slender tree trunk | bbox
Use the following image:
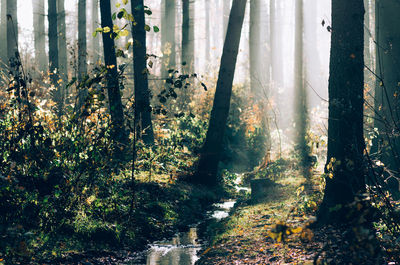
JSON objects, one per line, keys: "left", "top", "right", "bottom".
{"left": 100, "top": 0, "right": 127, "bottom": 147}
{"left": 222, "top": 0, "right": 231, "bottom": 38}
{"left": 195, "top": 0, "right": 248, "bottom": 186}
{"left": 181, "top": 0, "right": 194, "bottom": 71}
{"left": 91, "top": 0, "right": 100, "bottom": 65}
{"left": 33, "top": 0, "right": 47, "bottom": 73}
{"left": 249, "top": 0, "right": 261, "bottom": 94}
{"left": 161, "top": 0, "right": 176, "bottom": 76}
{"left": 294, "top": 0, "right": 311, "bottom": 177}
{"left": 317, "top": 0, "right": 365, "bottom": 224}
{"left": 131, "top": 0, "right": 154, "bottom": 145}
{"left": 373, "top": 0, "right": 400, "bottom": 172}
{"left": 57, "top": 0, "right": 68, "bottom": 82}
{"left": 0, "top": 0, "right": 8, "bottom": 67}
{"left": 6, "top": 0, "right": 17, "bottom": 64}
{"left": 48, "top": 0, "right": 59, "bottom": 87}
{"left": 78, "top": 0, "right": 87, "bottom": 81}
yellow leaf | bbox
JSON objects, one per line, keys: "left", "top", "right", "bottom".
{"left": 113, "top": 24, "right": 119, "bottom": 31}
{"left": 103, "top": 26, "right": 111, "bottom": 33}
{"left": 115, "top": 3, "right": 121, "bottom": 8}
{"left": 120, "top": 29, "right": 129, "bottom": 37}
{"left": 122, "top": 0, "right": 129, "bottom": 4}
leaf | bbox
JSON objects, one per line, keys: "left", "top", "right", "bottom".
{"left": 112, "top": 12, "right": 117, "bottom": 20}
{"left": 103, "top": 26, "right": 111, "bottom": 33}
{"left": 201, "top": 82, "right": 207, "bottom": 91}
{"left": 144, "top": 25, "right": 151, "bottom": 32}
{"left": 117, "top": 11, "right": 125, "bottom": 19}
{"left": 120, "top": 29, "right": 130, "bottom": 37}
{"left": 153, "top": 25, "right": 160, "bottom": 32}
{"left": 116, "top": 3, "right": 121, "bottom": 8}
{"left": 122, "top": 0, "right": 129, "bottom": 4}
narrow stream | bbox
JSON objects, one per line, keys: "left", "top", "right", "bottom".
{"left": 121, "top": 199, "right": 237, "bottom": 265}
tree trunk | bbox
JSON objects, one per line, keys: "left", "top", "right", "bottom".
{"left": 6, "top": 0, "right": 17, "bottom": 64}
{"left": 91, "top": 0, "right": 100, "bottom": 65}
{"left": 161, "top": 0, "right": 176, "bottom": 76}
{"left": 249, "top": 0, "right": 261, "bottom": 94}
{"left": 317, "top": 0, "right": 365, "bottom": 224}
{"left": 205, "top": 0, "right": 210, "bottom": 63}
{"left": 57, "top": 0, "right": 68, "bottom": 82}
{"left": 131, "top": 0, "right": 154, "bottom": 145}
{"left": 222, "top": 0, "right": 231, "bottom": 38}
{"left": 373, "top": 0, "right": 400, "bottom": 172}
{"left": 33, "top": 0, "right": 47, "bottom": 73}
{"left": 294, "top": 0, "right": 311, "bottom": 177}
{"left": 48, "top": 0, "right": 59, "bottom": 87}
{"left": 181, "top": 0, "right": 194, "bottom": 72}
{"left": 0, "top": 0, "right": 7, "bottom": 67}
{"left": 195, "top": 0, "right": 248, "bottom": 186}
{"left": 99, "top": 0, "right": 127, "bottom": 147}
{"left": 78, "top": 0, "right": 87, "bottom": 81}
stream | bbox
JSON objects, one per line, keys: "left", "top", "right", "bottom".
{"left": 117, "top": 199, "right": 238, "bottom": 265}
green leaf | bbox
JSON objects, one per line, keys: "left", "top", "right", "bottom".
{"left": 112, "top": 12, "right": 117, "bottom": 20}
{"left": 144, "top": 25, "right": 151, "bottom": 32}
{"left": 153, "top": 25, "right": 160, "bottom": 32}
{"left": 117, "top": 11, "right": 124, "bottom": 19}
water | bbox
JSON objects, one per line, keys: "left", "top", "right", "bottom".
{"left": 134, "top": 199, "right": 237, "bottom": 265}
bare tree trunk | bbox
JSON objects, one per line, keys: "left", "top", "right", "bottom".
{"left": 249, "top": 0, "right": 261, "bottom": 94}
{"left": 91, "top": 0, "right": 100, "bottom": 65}
{"left": 131, "top": 0, "right": 154, "bottom": 145}
{"left": 373, "top": 0, "right": 400, "bottom": 172}
{"left": 6, "top": 0, "right": 17, "bottom": 64}
{"left": 57, "top": 0, "right": 68, "bottom": 82}
{"left": 78, "top": 0, "right": 87, "bottom": 81}
{"left": 0, "top": 0, "right": 8, "bottom": 67}
{"left": 195, "top": 0, "right": 248, "bottom": 186}
{"left": 317, "top": 0, "right": 365, "bottom": 224}
{"left": 33, "top": 0, "right": 47, "bottom": 73}
{"left": 99, "top": 0, "right": 127, "bottom": 147}
{"left": 205, "top": 0, "right": 210, "bottom": 64}
{"left": 181, "top": 0, "right": 194, "bottom": 71}
{"left": 161, "top": 0, "right": 176, "bottom": 76}
{"left": 222, "top": 0, "right": 231, "bottom": 38}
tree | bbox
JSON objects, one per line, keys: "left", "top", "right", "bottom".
{"left": 6, "top": 0, "right": 17, "bottom": 64}
{"left": 373, "top": 0, "right": 400, "bottom": 172}
{"left": 293, "top": 0, "right": 311, "bottom": 178}
{"left": 33, "top": 0, "right": 47, "bottom": 73}
{"left": 181, "top": 0, "right": 194, "bottom": 71}
{"left": 57, "top": 0, "right": 68, "bottom": 82}
{"left": 317, "top": 0, "right": 365, "bottom": 224}
{"left": 78, "top": 0, "right": 87, "bottom": 82}
{"left": 222, "top": 0, "right": 231, "bottom": 38}
{"left": 48, "top": 0, "right": 59, "bottom": 88}
{"left": 0, "top": 0, "right": 7, "bottom": 67}
{"left": 204, "top": 0, "right": 210, "bottom": 63}
{"left": 131, "top": 0, "right": 154, "bottom": 144}
{"left": 249, "top": 0, "right": 261, "bottom": 94}
{"left": 91, "top": 0, "right": 101, "bottom": 65}
{"left": 161, "top": 0, "right": 176, "bottom": 76}
{"left": 195, "top": 0, "right": 247, "bottom": 186}
{"left": 99, "top": 0, "right": 127, "bottom": 146}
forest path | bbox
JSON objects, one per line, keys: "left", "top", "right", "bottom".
{"left": 196, "top": 168, "right": 326, "bottom": 264}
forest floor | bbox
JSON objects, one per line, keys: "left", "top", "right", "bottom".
{"left": 196, "top": 163, "right": 400, "bottom": 265}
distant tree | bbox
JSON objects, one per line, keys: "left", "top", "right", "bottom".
{"left": 78, "top": 0, "right": 87, "bottom": 82}
{"left": 0, "top": 0, "right": 7, "bottom": 67}
{"left": 161, "top": 0, "right": 176, "bottom": 76}
{"left": 57, "top": 0, "right": 68, "bottom": 82}
{"left": 293, "top": 0, "right": 311, "bottom": 178}
{"left": 205, "top": 0, "right": 210, "bottom": 63}
{"left": 195, "top": 0, "right": 247, "bottom": 186}
{"left": 33, "top": 0, "right": 47, "bottom": 72}
{"left": 99, "top": 0, "right": 127, "bottom": 146}
{"left": 6, "top": 0, "right": 17, "bottom": 64}
{"left": 91, "top": 0, "right": 100, "bottom": 65}
{"left": 181, "top": 0, "right": 194, "bottom": 71}
{"left": 249, "top": 0, "right": 261, "bottom": 94}
{"left": 317, "top": 0, "right": 365, "bottom": 224}
{"left": 373, "top": 0, "right": 400, "bottom": 172}
{"left": 222, "top": 0, "right": 231, "bottom": 38}
{"left": 131, "top": 0, "right": 154, "bottom": 144}
{"left": 48, "top": 0, "right": 59, "bottom": 87}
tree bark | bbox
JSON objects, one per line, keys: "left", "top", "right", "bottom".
{"left": 317, "top": 0, "right": 365, "bottom": 224}
{"left": 181, "top": 0, "right": 194, "bottom": 71}
{"left": 195, "top": 0, "right": 248, "bottom": 186}
{"left": 48, "top": 0, "right": 59, "bottom": 87}
{"left": 161, "top": 0, "right": 176, "bottom": 76}
{"left": 0, "top": 0, "right": 7, "bottom": 68}
{"left": 249, "top": 0, "right": 261, "bottom": 94}
{"left": 6, "top": 0, "right": 17, "bottom": 64}
{"left": 78, "top": 0, "right": 87, "bottom": 82}
{"left": 57, "top": 0, "right": 68, "bottom": 82}
{"left": 205, "top": 0, "right": 210, "bottom": 63}
{"left": 91, "top": 0, "right": 101, "bottom": 65}
{"left": 373, "top": 0, "right": 400, "bottom": 172}
{"left": 131, "top": 0, "right": 154, "bottom": 145}
{"left": 33, "top": 0, "right": 47, "bottom": 73}
{"left": 100, "top": 0, "right": 127, "bottom": 147}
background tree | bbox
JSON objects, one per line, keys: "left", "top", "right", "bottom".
{"left": 195, "top": 0, "right": 248, "bottom": 186}
{"left": 57, "top": 0, "right": 68, "bottom": 82}
{"left": 91, "top": 0, "right": 100, "bottom": 65}
{"left": 161, "top": 0, "right": 176, "bottom": 76}
{"left": 33, "top": 0, "right": 47, "bottom": 73}
{"left": 373, "top": 0, "right": 400, "bottom": 172}
{"left": 181, "top": 0, "right": 194, "bottom": 71}
{"left": 6, "top": 0, "right": 17, "bottom": 64}
{"left": 48, "top": 0, "right": 59, "bottom": 88}
{"left": 78, "top": 0, "right": 87, "bottom": 82}
{"left": 100, "top": 0, "right": 127, "bottom": 146}
{"left": 131, "top": 0, "right": 154, "bottom": 144}
{"left": 0, "top": 0, "right": 7, "bottom": 67}
{"left": 317, "top": 0, "right": 365, "bottom": 224}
